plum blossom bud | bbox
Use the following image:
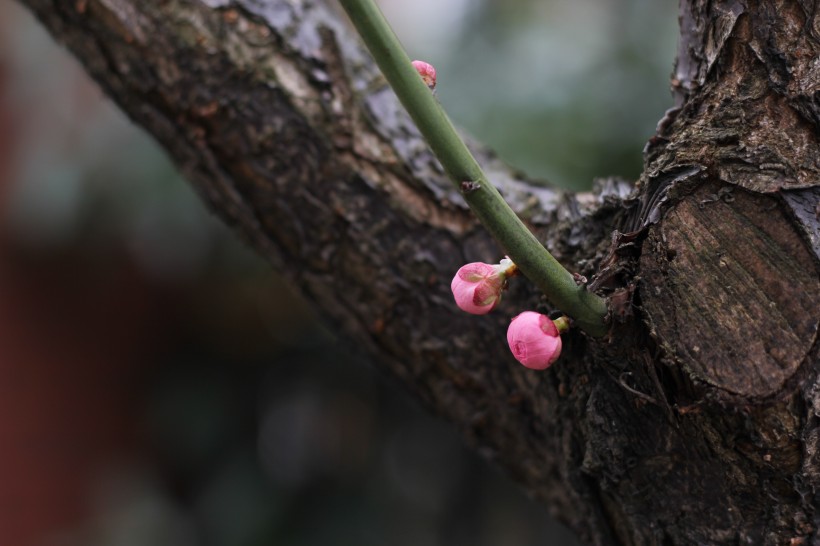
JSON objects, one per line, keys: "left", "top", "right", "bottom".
{"left": 411, "top": 60, "right": 437, "bottom": 90}
{"left": 506, "top": 311, "right": 563, "bottom": 370}
{"left": 450, "top": 258, "right": 516, "bottom": 315}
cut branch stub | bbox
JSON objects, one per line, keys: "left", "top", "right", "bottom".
{"left": 640, "top": 182, "right": 820, "bottom": 398}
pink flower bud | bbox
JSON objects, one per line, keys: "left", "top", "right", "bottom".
{"left": 506, "top": 311, "right": 562, "bottom": 370}
{"left": 411, "top": 60, "right": 437, "bottom": 90}
{"left": 450, "top": 259, "right": 514, "bottom": 315}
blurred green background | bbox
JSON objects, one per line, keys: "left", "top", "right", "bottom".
{"left": 0, "top": 1, "right": 676, "bottom": 545}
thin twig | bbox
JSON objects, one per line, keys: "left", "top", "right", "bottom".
{"left": 337, "top": 0, "right": 609, "bottom": 336}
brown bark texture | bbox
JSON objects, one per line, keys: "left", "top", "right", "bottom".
{"left": 16, "top": 0, "right": 820, "bottom": 544}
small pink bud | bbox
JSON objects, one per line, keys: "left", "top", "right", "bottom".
{"left": 450, "top": 258, "right": 514, "bottom": 315}
{"left": 506, "top": 311, "right": 563, "bottom": 370}
{"left": 411, "top": 60, "right": 437, "bottom": 90}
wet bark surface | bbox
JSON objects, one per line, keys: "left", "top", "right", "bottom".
{"left": 17, "top": 0, "right": 820, "bottom": 544}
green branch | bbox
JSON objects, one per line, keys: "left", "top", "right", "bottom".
{"left": 338, "top": 0, "right": 608, "bottom": 337}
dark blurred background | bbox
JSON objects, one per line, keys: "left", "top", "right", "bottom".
{"left": 0, "top": 1, "right": 677, "bottom": 545}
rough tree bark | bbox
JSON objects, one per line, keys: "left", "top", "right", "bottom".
{"left": 16, "top": 0, "right": 820, "bottom": 544}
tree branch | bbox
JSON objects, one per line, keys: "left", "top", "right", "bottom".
{"left": 16, "top": 0, "right": 820, "bottom": 544}
{"left": 17, "top": 0, "right": 625, "bottom": 534}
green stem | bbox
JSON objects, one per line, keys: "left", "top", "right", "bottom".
{"left": 338, "top": 0, "right": 608, "bottom": 337}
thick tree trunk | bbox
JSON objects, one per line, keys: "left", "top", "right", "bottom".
{"left": 16, "top": 0, "right": 820, "bottom": 544}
